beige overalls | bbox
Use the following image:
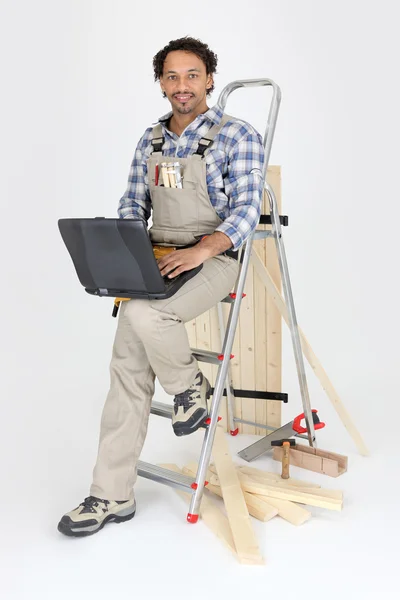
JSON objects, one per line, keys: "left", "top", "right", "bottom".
{"left": 90, "top": 115, "right": 239, "bottom": 501}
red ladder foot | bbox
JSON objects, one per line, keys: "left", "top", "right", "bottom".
{"left": 230, "top": 428, "right": 239, "bottom": 436}
{"left": 187, "top": 513, "right": 199, "bottom": 524}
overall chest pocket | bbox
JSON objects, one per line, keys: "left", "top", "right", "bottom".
{"left": 151, "top": 185, "right": 199, "bottom": 232}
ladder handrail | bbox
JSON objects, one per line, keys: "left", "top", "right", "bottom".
{"left": 189, "top": 79, "right": 282, "bottom": 519}
{"left": 219, "top": 78, "right": 316, "bottom": 447}
{"left": 217, "top": 78, "right": 281, "bottom": 174}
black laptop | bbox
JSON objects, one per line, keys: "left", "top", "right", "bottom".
{"left": 58, "top": 217, "right": 203, "bottom": 300}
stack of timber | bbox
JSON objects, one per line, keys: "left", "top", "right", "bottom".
{"left": 185, "top": 166, "right": 283, "bottom": 434}
{"left": 160, "top": 427, "right": 343, "bottom": 565}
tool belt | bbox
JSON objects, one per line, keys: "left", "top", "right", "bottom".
{"left": 152, "top": 242, "right": 238, "bottom": 262}
{"left": 152, "top": 244, "right": 177, "bottom": 261}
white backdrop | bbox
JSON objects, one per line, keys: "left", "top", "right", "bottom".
{"left": 0, "top": 1, "right": 399, "bottom": 598}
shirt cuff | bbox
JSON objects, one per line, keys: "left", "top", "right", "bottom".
{"left": 119, "top": 212, "right": 146, "bottom": 223}
{"left": 215, "top": 222, "right": 243, "bottom": 252}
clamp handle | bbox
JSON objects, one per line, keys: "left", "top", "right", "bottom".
{"left": 292, "top": 409, "right": 325, "bottom": 435}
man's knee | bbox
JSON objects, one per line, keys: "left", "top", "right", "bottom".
{"left": 124, "top": 299, "right": 179, "bottom": 337}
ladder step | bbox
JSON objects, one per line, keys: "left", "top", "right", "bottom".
{"left": 220, "top": 292, "right": 247, "bottom": 304}
{"left": 253, "top": 230, "right": 274, "bottom": 240}
{"left": 220, "top": 294, "right": 235, "bottom": 304}
{"left": 150, "top": 401, "right": 216, "bottom": 429}
{"left": 191, "top": 348, "right": 231, "bottom": 364}
{"left": 150, "top": 401, "right": 173, "bottom": 419}
{"left": 137, "top": 461, "right": 195, "bottom": 492}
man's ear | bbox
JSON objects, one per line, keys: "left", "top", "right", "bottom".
{"left": 206, "top": 74, "right": 213, "bottom": 90}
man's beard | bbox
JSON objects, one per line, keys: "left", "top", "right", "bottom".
{"left": 175, "top": 105, "right": 193, "bottom": 114}
{"left": 173, "top": 94, "right": 195, "bottom": 114}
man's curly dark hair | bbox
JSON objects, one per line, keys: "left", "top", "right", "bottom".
{"left": 153, "top": 37, "right": 218, "bottom": 96}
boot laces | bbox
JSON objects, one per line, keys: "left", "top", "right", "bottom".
{"left": 174, "top": 389, "right": 196, "bottom": 413}
{"left": 174, "top": 372, "right": 202, "bottom": 414}
{"left": 80, "top": 496, "right": 110, "bottom": 514}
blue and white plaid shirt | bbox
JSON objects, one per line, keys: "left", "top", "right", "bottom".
{"left": 118, "top": 104, "right": 265, "bottom": 251}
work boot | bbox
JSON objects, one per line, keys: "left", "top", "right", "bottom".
{"left": 172, "top": 370, "right": 211, "bottom": 437}
{"left": 57, "top": 496, "right": 136, "bottom": 537}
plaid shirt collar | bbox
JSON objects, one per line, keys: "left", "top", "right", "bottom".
{"left": 155, "top": 104, "right": 224, "bottom": 135}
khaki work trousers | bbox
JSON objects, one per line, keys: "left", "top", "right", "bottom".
{"left": 90, "top": 255, "right": 239, "bottom": 501}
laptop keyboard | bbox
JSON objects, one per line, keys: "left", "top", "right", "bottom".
{"left": 162, "top": 273, "right": 181, "bottom": 290}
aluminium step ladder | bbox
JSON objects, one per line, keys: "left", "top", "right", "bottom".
{"left": 138, "top": 78, "right": 317, "bottom": 523}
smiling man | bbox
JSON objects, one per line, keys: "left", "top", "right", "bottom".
{"left": 58, "top": 37, "right": 265, "bottom": 538}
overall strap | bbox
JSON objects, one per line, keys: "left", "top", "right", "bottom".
{"left": 194, "top": 113, "right": 233, "bottom": 157}
{"left": 150, "top": 123, "right": 164, "bottom": 154}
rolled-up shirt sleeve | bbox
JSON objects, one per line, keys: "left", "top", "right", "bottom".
{"left": 215, "top": 130, "right": 265, "bottom": 251}
{"left": 118, "top": 128, "right": 152, "bottom": 222}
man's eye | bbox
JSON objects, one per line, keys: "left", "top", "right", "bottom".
{"left": 189, "top": 74, "right": 198, "bottom": 78}
{"left": 168, "top": 76, "right": 176, "bottom": 80}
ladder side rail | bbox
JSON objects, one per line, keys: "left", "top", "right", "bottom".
{"left": 217, "top": 301, "right": 236, "bottom": 434}
{"left": 265, "top": 182, "right": 316, "bottom": 445}
{"left": 217, "top": 244, "right": 246, "bottom": 436}
{"left": 189, "top": 233, "right": 255, "bottom": 519}
{"left": 215, "top": 78, "right": 281, "bottom": 440}
{"left": 177, "top": 78, "right": 281, "bottom": 520}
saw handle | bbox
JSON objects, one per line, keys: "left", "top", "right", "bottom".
{"left": 292, "top": 409, "right": 326, "bottom": 434}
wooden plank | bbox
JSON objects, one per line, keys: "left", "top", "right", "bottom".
{"left": 212, "top": 426, "right": 264, "bottom": 563}
{"left": 241, "top": 492, "right": 279, "bottom": 523}
{"left": 253, "top": 495, "right": 311, "bottom": 526}
{"left": 250, "top": 247, "right": 369, "bottom": 456}
{"left": 273, "top": 445, "right": 348, "bottom": 477}
{"left": 209, "top": 305, "right": 228, "bottom": 427}
{"left": 159, "top": 464, "right": 238, "bottom": 558}
{"left": 195, "top": 310, "right": 213, "bottom": 389}
{"left": 184, "top": 166, "right": 283, "bottom": 435}
{"left": 237, "top": 470, "right": 342, "bottom": 501}
{"left": 185, "top": 318, "right": 197, "bottom": 351}
{"left": 237, "top": 472, "right": 343, "bottom": 511}
{"left": 241, "top": 471, "right": 341, "bottom": 500}
{"left": 183, "top": 464, "right": 278, "bottom": 523}
{"left": 253, "top": 232, "right": 268, "bottom": 435}
{"left": 265, "top": 167, "right": 282, "bottom": 430}
{"left": 210, "top": 466, "right": 325, "bottom": 498}
{"left": 236, "top": 466, "right": 321, "bottom": 489}
{"left": 208, "top": 465, "right": 312, "bottom": 525}
{"left": 239, "top": 263, "right": 256, "bottom": 434}
{"left": 224, "top": 301, "right": 242, "bottom": 433}
{"left": 185, "top": 462, "right": 278, "bottom": 522}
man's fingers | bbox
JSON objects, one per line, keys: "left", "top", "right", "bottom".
{"left": 162, "top": 259, "right": 191, "bottom": 278}
{"left": 157, "top": 249, "right": 184, "bottom": 270}
{"left": 157, "top": 256, "right": 174, "bottom": 270}
{"left": 157, "top": 247, "right": 200, "bottom": 277}
{"left": 160, "top": 260, "right": 182, "bottom": 277}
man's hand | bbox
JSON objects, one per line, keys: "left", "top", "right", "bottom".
{"left": 157, "top": 246, "right": 209, "bottom": 278}
{"left": 157, "top": 232, "right": 233, "bottom": 278}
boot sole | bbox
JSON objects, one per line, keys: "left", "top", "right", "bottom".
{"left": 57, "top": 507, "right": 136, "bottom": 538}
